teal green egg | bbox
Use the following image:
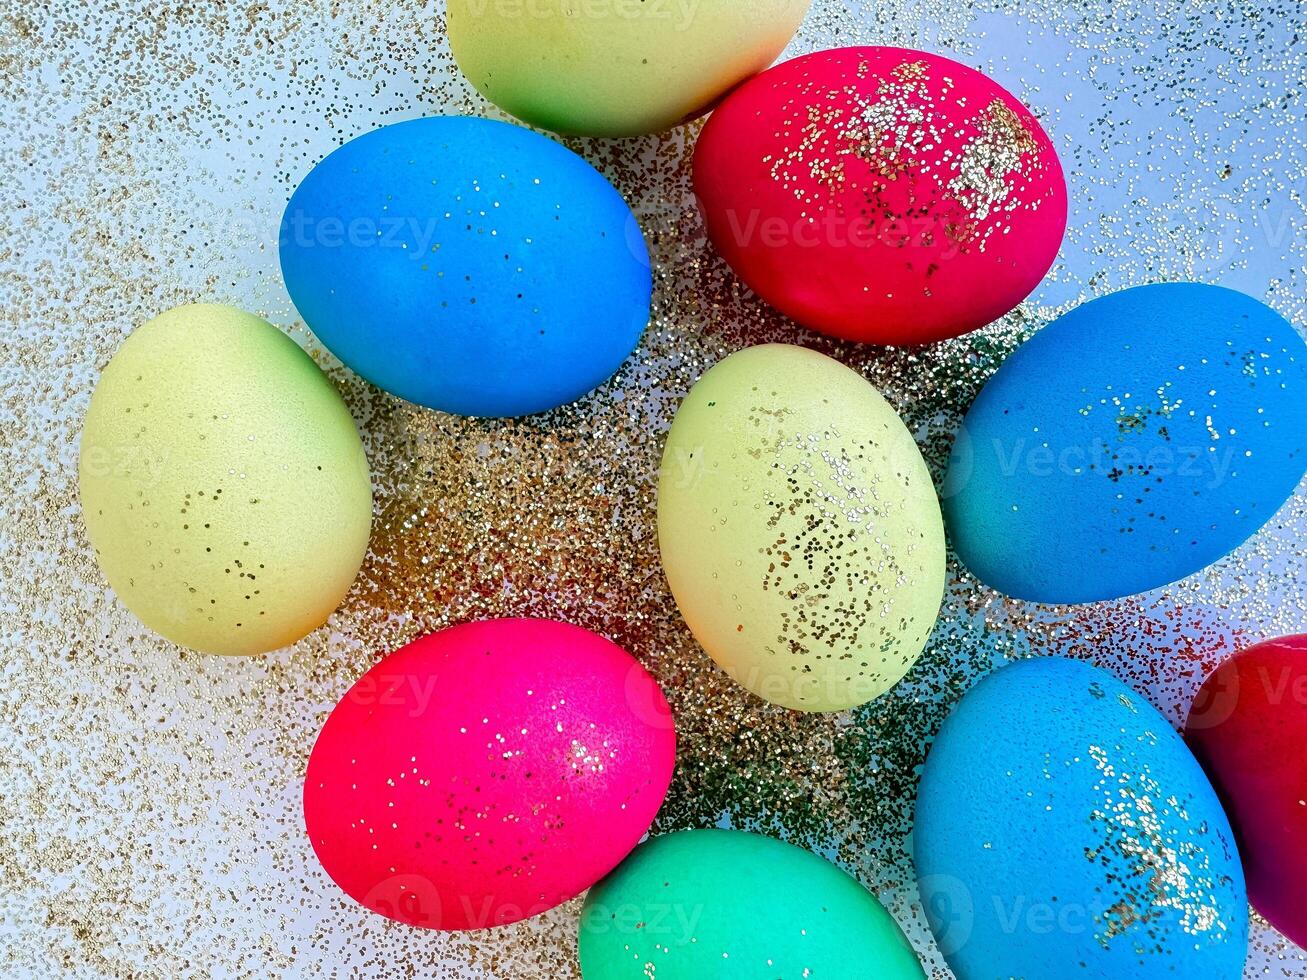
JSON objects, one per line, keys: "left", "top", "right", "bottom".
{"left": 579, "top": 830, "right": 924, "bottom": 979}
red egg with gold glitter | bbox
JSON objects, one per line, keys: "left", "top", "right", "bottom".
{"left": 693, "top": 46, "right": 1067, "bottom": 345}
{"left": 1185, "top": 634, "right": 1307, "bottom": 950}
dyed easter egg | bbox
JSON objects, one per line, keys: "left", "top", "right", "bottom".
{"left": 447, "top": 0, "right": 812, "bottom": 137}
{"left": 693, "top": 46, "right": 1066, "bottom": 345}
{"left": 657, "top": 344, "right": 945, "bottom": 712}
{"left": 916, "top": 657, "right": 1248, "bottom": 978}
{"left": 279, "top": 116, "right": 651, "bottom": 417}
{"left": 303, "top": 619, "right": 676, "bottom": 930}
{"left": 78, "top": 304, "right": 372, "bottom": 656}
{"left": 944, "top": 283, "right": 1307, "bottom": 603}
{"left": 580, "top": 830, "right": 924, "bottom": 979}
{"left": 1186, "top": 635, "right": 1307, "bottom": 949}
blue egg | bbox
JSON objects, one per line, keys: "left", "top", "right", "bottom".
{"left": 279, "top": 116, "right": 651, "bottom": 417}
{"left": 915, "top": 657, "right": 1248, "bottom": 979}
{"left": 943, "top": 283, "right": 1307, "bottom": 602}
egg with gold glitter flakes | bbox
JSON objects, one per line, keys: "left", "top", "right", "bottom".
{"left": 693, "top": 46, "right": 1067, "bottom": 345}
{"left": 943, "top": 283, "right": 1307, "bottom": 603}
{"left": 580, "top": 829, "right": 925, "bottom": 978}
{"left": 447, "top": 0, "right": 813, "bottom": 137}
{"left": 657, "top": 344, "right": 945, "bottom": 712}
{"left": 916, "top": 657, "right": 1248, "bottom": 978}
{"left": 78, "top": 303, "right": 373, "bottom": 656}
{"left": 304, "top": 619, "right": 677, "bottom": 930}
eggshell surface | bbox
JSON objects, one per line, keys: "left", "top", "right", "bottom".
{"left": 657, "top": 344, "right": 945, "bottom": 712}
{"left": 580, "top": 829, "right": 924, "bottom": 979}
{"left": 77, "top": 303, "right": 372, "bottom": 656}
{"left": 1186, "top": 634, "right": 1307, "bottom": 950}
{"left": 943, "top": 282, "right": 1307, "bottom": 603}
{"left": 916, "top": 657, "right": 1248, "bottom": 979}
{"left": 303, "top": 619, "right": 676, "bottom": 930}
{"left": 693, "top": 46, "right": 1066, "bottom": 344}
{"left": 447, "top": 0, "right": 812, "bottom": 137}
{"left": 279, "top": 116, "right": 651, "bottom": 417}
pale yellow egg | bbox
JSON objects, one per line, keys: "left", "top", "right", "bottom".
{"left": 78, "top": 304, "right": 373, "bottom": 655}
{"left": 658, "top": 344, "right": 945, "bottom": 711}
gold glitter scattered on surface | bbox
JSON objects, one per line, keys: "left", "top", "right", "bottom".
{"left": 1, "top": 0, "right": 1304, "bottom": 976}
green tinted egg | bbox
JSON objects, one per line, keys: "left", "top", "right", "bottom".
{"left": 657, "top": 344, "right": 945, "bottom": 711}
{"left": 580, "top": 830, "right": 924, "bottom": 979}
{"left": 78, "top": 304, "right": 372, "bottom": 655}
{"left": 447, "top": 0, "right": 812, "bottom": 137}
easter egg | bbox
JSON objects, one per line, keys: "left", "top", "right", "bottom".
{"left": 693, "top": 46, "right": 1067, "bottom": 345}
{"left": 916, "top": 657, "right": 1248, "bottom": 978}
{"left": 78, "top": 304, "right": 372, "bottom": 656}
{"left": 579, "top": 829, "right": 924, "bottom": 979}
{"left": 447, "top": 0, "right": 812, "bottom": 137}
{"left": 303, "top": 619, "right": 676, "bottom": 930}
{"left": 279, "top": 116, "right": 651, "bottom": 417}
{"left": 1186, "top": 635, "right": 1307, "bottom": 949}
{"left": 657, "top": 344, "right": 945, "bottom": 712}
{"left": 943, "top": 283, "right": 1307, "bottom": 603}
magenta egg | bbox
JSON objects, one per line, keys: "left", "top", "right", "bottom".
{"left": 304, "top": 619, "right": 676, "bottom": 930}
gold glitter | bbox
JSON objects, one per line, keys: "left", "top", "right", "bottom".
{"left": 1, "top": 0, "right": 1303, "bottom": 975}
{"left": 948, "top": 100, "right": 1038, "bottom": 223}
{"left": 892, "top": 59, "right": 930, "bottom": 82}
{"left": 1086, "top": 743, "right": 1230, "bottom": 946}
{"left": 764, "top": 54, "right": 1048, "bottom": 250}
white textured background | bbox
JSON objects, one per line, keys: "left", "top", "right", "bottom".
{"left": 1, "top": 0, "right": 1304, "bottom": 976}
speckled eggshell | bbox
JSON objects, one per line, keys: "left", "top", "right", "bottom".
{"left": 579, "top": 830, "right": 924, "bottom": 979}
{"left": 279, "top": 116, "right": 651, "bottom": 418}
{"left": 1186, "top": 635, "right": 1307, "bottom": 950}
{"left": 77, "top": 304, "right": 372, "bottom": 656}
{"left": 693, "top": 46, "right": 1067, "bottom": 345}
{"left": 943, "top": 282, "right": 1307, "bottom": 603}
{"left": 303, "top": 619, "right": 676, "bottom": 930}
{"left": 447, "top": 0, "right": 812, "bottom": 137}
{"left": 916, "top": 657, "right": 1248, "bottom": 979}
{"left": 657, "top": 344, "right": 945, "bottom": 712}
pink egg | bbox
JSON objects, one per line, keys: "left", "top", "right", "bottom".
{"left": 693, "top": 46, "right": 1067, "bottom": 345}
{"left": 304, "top": 619, "right": 676, "bottom": 930}
{"left": 1185, "top": 634, "right": 1307, "bottom": 949}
